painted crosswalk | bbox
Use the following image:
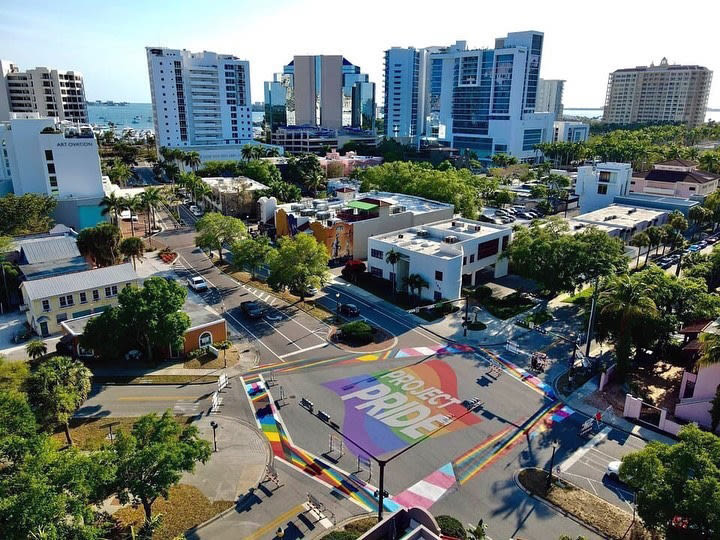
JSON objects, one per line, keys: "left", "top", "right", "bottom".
{"left": 392, "top": 462, "right": 456, "bottom": 509}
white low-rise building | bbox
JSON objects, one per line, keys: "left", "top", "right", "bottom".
{"left": 201, "top": 176, "right": 268, "bottom": 218}
{"left": 0, "top": 113, "right": 106, "bottom": 229}
{"left": 575, "top": 162, "right": 632, "bottom": 213}
{"left": 367, "top": 218, "right": 512, "bottom": 302}
{"left": 569, "top": 204, "right": 668, "bottom": 243}
{"left": 553, "top": 121, "right": 589, "bottom": 142}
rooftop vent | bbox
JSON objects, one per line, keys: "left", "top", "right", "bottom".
{"left": 603, "top": 215, "right": 617, "bottom": 222}
{"left": 627, "top": 208, "right": 637, "bottom": 214}
{"left": 474, "top": 225, "right": 483, "bottom": 232}
{"left": 444, "top": 235, "right": 459, "bottom": 244}
{"left": 416, "top": 230, "right": 430, "bottom": 238}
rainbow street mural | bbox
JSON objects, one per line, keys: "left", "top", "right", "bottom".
{"left": 323, "top": 359, "right": 482, "bottom": 457}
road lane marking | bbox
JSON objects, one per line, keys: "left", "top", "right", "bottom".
{"left": 116, "top": 396, "right": 190, "bottom": 401}
{"left": 558, "top": 426, "right": 611, "bottom": 472}
{"left": 278, "top": 342, "right": 328, "bottom": 359}
{"left": 261, "top": 319, "right": 302, "bottom": 350}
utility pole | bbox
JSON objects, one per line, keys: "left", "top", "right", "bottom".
{"left": 464, "top": 293, "right": 469, "bottom": 337}
{"left": 585, "top": 276, "right": 600, "bottom": 357}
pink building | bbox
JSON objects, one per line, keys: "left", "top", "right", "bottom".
{"left": 319, "top": 150, "right": 383, "bottom": 178}
{"left": 631, "top": 159, "right": 719, "bottom": 198}
{"left": 676, "top": 319, "right": 720, "bottom": 433}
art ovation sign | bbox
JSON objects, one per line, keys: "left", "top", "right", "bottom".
{"left": 324, "top": 359, "right": 481, "bottom": 456}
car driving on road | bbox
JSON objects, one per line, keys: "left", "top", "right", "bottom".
{"left": 241, "top": 300, "right": 265, "bottom": 319}
{"left": 339, "top": 303, "right": 360, "bottom": 317}
{"left": 187, "top": 276, "right": 208, "bottom": 292}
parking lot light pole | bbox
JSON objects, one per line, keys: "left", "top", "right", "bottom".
{"left": 210, "top": 421, "right": 218, "bottom": 452}
{"left": 335, "top": 293, "right": 341, "bottom": 322}
{"left": 546, "top": 439, "right": 559, "bottom": 492}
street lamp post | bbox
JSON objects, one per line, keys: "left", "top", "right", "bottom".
{"left": 546, "top": 439, "right": 559, "bottom": 492}
{"left": 335, "top": 293, "right": 341, "bottom": 322}
{"left": 210, "top": 420, "right": 218, "bottom": 452}
{"left": 464, "top": 293, "right": 469, "bottom": 337}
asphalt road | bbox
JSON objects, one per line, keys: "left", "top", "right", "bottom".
{"left": 76, "top": 382, "right": 217, "bottom": 418}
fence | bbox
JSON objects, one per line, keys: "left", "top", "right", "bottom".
{"left": 598, "top": 363, "right": 616, "bottom": 392}
{"left": 623, "top": 394, "right": 682, "bottom": 436}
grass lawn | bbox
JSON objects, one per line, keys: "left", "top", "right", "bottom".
{"left": 215, "top": 263, "right": 335, "bottom": 322}
{"left": 113, "top": 484, "right": 233, "bottom": 540}
{"left": 184, "top": 345, "right": 241, "bottom": 369}
{"left": 93, "top": 374, "right": 218, "bottom": 385}
{"left": 52, "top": 416, "right": 194, "bottom": 451}
{"left": 563, "top": 286, "right": 594, "bottom": 305}
{"left": 479, "top": 292, "right": 536, "bottom": 319}
{"left": 321, "top": 516, "right": 378, "bottom": 539}
{"left": 518, "top": 468, "right": 652, "bottom": 540}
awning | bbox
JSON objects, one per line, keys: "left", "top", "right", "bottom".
{"left": 346, "top": 200, "right": 378, "bottom": 211}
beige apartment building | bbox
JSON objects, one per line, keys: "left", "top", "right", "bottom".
{"left": 0, "top": 60, "right": 87, "bottom": 122}
{"left": 603, "top": 58, "right": 712, "bottom": 127}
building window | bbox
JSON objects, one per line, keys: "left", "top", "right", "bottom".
{"left": 477, "top": 239, "right": 499, "bottom": 259}
{"left": 199, "top": 331, "right": 213, "bottom": 348}
{"left": 58, "top": 295, "right": 74, "bottom": 307}
{"left": 79, "top": 292, "right": 87, "bottom": 304}
{"left": 597, "top": 184, "right": 608, "bottom": 195}
{"left": 56, "top": 313, "right": 68, "bottom": 324}
{"left": 435, "top": 270, "right": 443, "bottom": 281}
{"left": 470, "top": 254, "right": 475, "bottom": 263}
{"left": 105, "top": 285, "right": 118, "bottom": 297}
{"left": 41, "top": 299, "right": 50, "bottom": 312}
{"left": 463, "top": 256, "right": 467, "bottom": 265}
{"left": 44, "top": 150, "right": 54, "bottom": 160}
{"left": 92, "top": 289, "right": 99, "bottom": 301}
{"left": 502, "top": 236, "right": 509, "bottom": 250}
{"left": 47, "top": 163, "right": 56, "bottom": 174}
{"left": 370, "top": 266, "right": 383, "bottom": 277}
{"left": 434, "top": 291, "right": 442, "bottom": 301}
{"left": 599, "top": 171, "right": 611, "bottom": 182}
{"left": 370, "top": 248, "right": 383, "bottom": 259}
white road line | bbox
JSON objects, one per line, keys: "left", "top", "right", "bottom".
{"left": 261, "top": 319, "right": 301, "bottom": 351}
{"left": 558, "top": 426, "right": 611, "bottom": 472}
{"left": 279, "top": 342, "right": 328, "bottom": 359}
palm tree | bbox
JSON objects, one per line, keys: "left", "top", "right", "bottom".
{"left": 598, "top": 275, "right": 658, "bottom": 379}
{"left": 698, "top": 332, "right": 720, "bottom": 367}
{"left": 100, "top": 192, "right": 124, "bottom": 226}
{"left": 194, "top": 182, "right": 213, "bottom": 210}
{"left": 385, "top": 249, "right": 402, "bottom": 301}
{"left": 141, "top": 187, "right": 163, "bottom": 233}
{"left": 179, "top": 172, "right": 200, "bottom": 202}
{"left": 630, "top": 232, "right": 650, "bottom": 269}
{"left": 119, "top": 237, "right": 145, "bottom": 270}
{"left": 668, "top": 211, "right": 689, "bottom": 277}
{"left": 646, "top": 226, "right": 663, "bottom": 258}
{"left": 265, "top": 147, "right": 280, "bottom": 158}
{"left": 26, "top": 339, "right": 47, "bottom": 360}
{"left": 241, "top": 144, "right": 254, "bottom": 162}
{"left": 185, "top": 151, "right": 201, "bottom": 172}
{"left": 403, "top": 273, "right": 429, "bottom": 306}
{"left": 122, "top": 194, "right": 142, "bottom": 237}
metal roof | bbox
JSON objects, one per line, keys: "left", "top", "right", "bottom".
{"left": 21, "top": 263, "right": 138, "bottom": 301}
{"left": 20, "top": 236, "right": 81, "bottom": 264}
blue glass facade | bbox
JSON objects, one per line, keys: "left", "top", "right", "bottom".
{"left": 522, "top": 128, "right": 543, "bottom": 151}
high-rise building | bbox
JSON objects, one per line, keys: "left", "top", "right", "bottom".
{"left": 603, "top": 58, "right": 712, "bottom": 126}
{"left": 0, "top": 60, "right": 87, "bottom": 122}
{"left": 146, "top": 48, "right": 253, "bottom": 161}
{"left": 0, "top": 113, "right": 106, "bottom": 229}
{"left": 265, "top": 56, "right": 375, "bottom": 131}
{"left": 382, "top": 32, "right": 554, "bottom": 162}
{"left": 536, "top": 79, "right": 564, "bottom": 118}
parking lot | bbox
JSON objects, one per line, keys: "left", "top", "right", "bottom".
{"left": 651, "top": 231, "right": 720, "bottom": 270}
{"left": 558, "top": 426, "right": 644, "bottom": 511}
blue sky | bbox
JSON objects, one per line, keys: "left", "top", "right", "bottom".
{"left": 2, "top": 0, "right": 719, "bottom": 107}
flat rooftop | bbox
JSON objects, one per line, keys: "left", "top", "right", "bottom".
{"left": 615, "top": 193, "right": 700, "bottom": 208}
{"left": 371, "top": 218, "right": 510, "bottom": 258}
{"left": 573, "top": 204, "right": 666, "bottom": 229}
{"left": 202, "top": 176, "right": 269, "bottom": 192}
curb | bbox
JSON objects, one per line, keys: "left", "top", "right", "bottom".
{"left": 513, "top": 468, "right": 609, "bottom": 539}
{"left": 315, "top": 512, "right": 375, "bottom": 539}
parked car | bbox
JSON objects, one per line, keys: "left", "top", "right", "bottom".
{"left": 494, "top": 209, "right": 509, "bottom": 216}
{"left": 339, "top": 303, "right": 360, "bottom": 317}
{"left": 187, "top": 276, "right": 208, "bottom": 292}
{"left": 119, "top": 210, "right": 138, "bottom": 222}
{"left": 241, "top": 300, "right": 265, "bottom": 319}
{"left": 501, "top": 217, "right": 514, "bottom": 224}
{"left": 291, "top": 284, "right": 318, "bottom": 297}
{"left": 192, "top": 207, "right": 204, "bottom": 217}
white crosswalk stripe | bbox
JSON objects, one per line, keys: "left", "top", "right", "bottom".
{"left": 173, "top": 401, "right": 200, "bottom": 415}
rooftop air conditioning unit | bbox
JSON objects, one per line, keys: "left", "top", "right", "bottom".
{"left": 316, "top": 211, "right": 331, "bottom": 220}
{"left": 398, "top": 234, "right": 404, "bottom": 239}
{"left": 451, "top": 221, "right": 458, "bottom": 226}
{"left": 474, "top": 225, "right": 483, "bottom": 232}
{"left": 417, "top": 230, "right": 429, "bottom": 238}
{"left": 627, "top": 208, "right": 637, "bottom": 214}
{"left": 290, "top": 204, "right": 303, "bottom": 211}
{"left": 604, "top": 215, "right": 616, "bottom": 222}
{"left": 444, "top": 235, "right": 459, "bottom": 244}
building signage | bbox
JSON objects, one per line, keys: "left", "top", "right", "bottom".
{"left": 56, "top": 141, "right": 94, "bottom": 147}
{"left": 323, "top": 359, "right": 481, "bottom": 456}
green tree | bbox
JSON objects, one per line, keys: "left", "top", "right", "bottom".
{"left": 257, "top": 180, "right": 302, "bottom": 203}
{"left": 385, "top": 249, "right": 402, "bottom": 301}
{"left": 141, "top": 186, "right": 163, "bottom": 232}
{"left": 0, "top": 193, "right": 57, "bottom": 235}
{"left": 25, "top": 339, "right": 47, "bottom": 361}
{"left": 214, "top": 340, "right": 232, "bottom": 369}
{"left": 493, "top": 189, "right": 516, "bottom": 207}
{"left": 107, "top": 158, "right": 133, "bottom": 187}
{"left": 403, "top": 273, "right": 429, "bottom": 305}
{"left": 122, "top": 194, "right": 143, "bottom": 237}
{"left": 267, "top": 234, "right": 330, "bottom": 301}
{"left": 195, "top": 212, "right": 247, "bottom": 263}
{"left": 620, "top": 424, "right": 720, "bottom": 536}
{"left": 113, "top": 410, "right": 211, "bottom": 522}
{"left": 645, "top": 225, "right": 663, "bottom": 257}
{"left": 491, "top": 153, "right": 518, "bottom": 167}
{"left": 289, "top": 154, "right": 326, "bottom": 195}
{"left": 81, "top": 277, "right": 190, "bottom": 362}
{"left": 597, "top": 275, "right": 658, "bottom": 379}
{"left": 27, "top": 356, "right": 92, "bottom": 446}
{"left": 184, "top": 150, "right": 201, "bottom": 172}
{"left": 629, "top": 231, "right": 650, "bottom": 268}
{"left": 710, "top": 385, "right": 720, "bottom": 433}
{"left": 120, "top": 236, "right": 145, "bottom": 270}
{"left": 0, "top": 356, "right": 29, "bottom": 394}
{"left": 231, "top": 235, "right": 274, "bottom": 278}
{"left": 668, "top": 210, "right": 689, "bottom": 277}
{"left": 76, "top": 222, "right": 121, "bottom": 267}
{"left": 100, "top": 192, "right": 124, "bottom": 226}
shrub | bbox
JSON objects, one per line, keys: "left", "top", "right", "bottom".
{"left": 339, "top": 321, "right": 373, "bottom": 345}
{"left": 473, "top": 285, "right": 493, "bottom": 301}
{"left": 436, "top": 515, "right": 467, "bottom": 539}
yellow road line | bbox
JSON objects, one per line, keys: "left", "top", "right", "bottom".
{"left": 116, "top": 396, "right": 190, "bottom": 401}
{"left": 245, "top": 503, "right": 305, "bottom": 540}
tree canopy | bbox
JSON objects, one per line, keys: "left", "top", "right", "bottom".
{"left": 76, "top": 222, "right": 122, "bottom": 267}
{"left": 502, "top": 218, "right": 627, "bottom": 296}
{"left": 113, "top": 410, "right": 211, "bottom": 521}
{"left": 232, "top": 235, "right": 275, "bottom": 278}
{"left": 267, "top": 234, "right": 330, "bottom": 300}
{"left": 195, "top": 212, "right": 247, "bottom": 263}
{"left": 620, "top": 424, "right": 720, "bottom": 536}
{"left": 80, "top": 277, "right": 190, "bottom": 362}
{"left": 0, "top": 193, "right": 57, "bottom": 236}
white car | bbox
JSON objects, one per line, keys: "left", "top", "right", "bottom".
{"left": 191, "top": 207, "right": 204, "bottom": 217}
{"left": 187, "top": 276, "right": 208, "bottom": 292}
{"left": 606, "top": 460, "right": 622, "bottom": 480}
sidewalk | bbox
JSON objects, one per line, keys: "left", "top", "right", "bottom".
{"left": 558, "top": 375, "right": 677, "bottom": 445}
